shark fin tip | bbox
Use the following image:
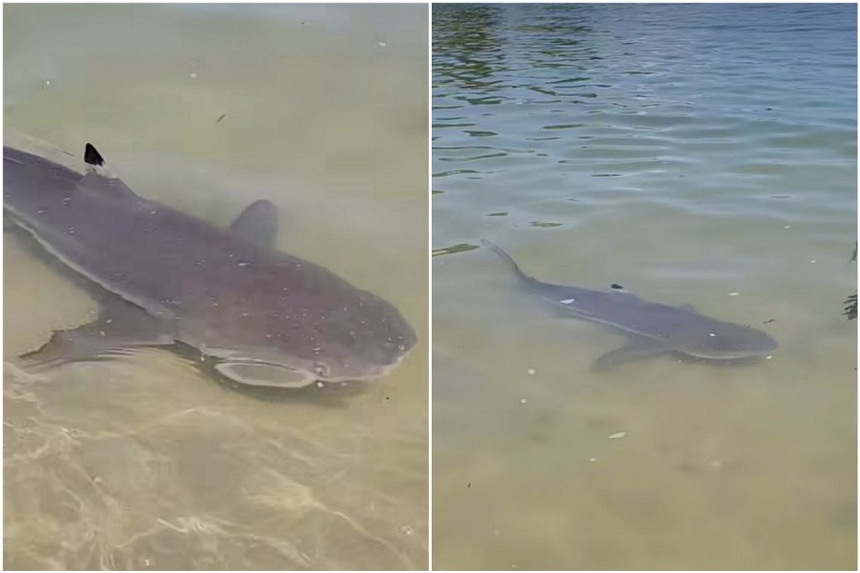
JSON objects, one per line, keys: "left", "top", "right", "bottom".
{"left": 84, "top": 143, "right": 105, "bottom": 167}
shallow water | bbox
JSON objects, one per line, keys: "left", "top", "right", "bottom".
{"left": 433, "top": 4, "right": 856, "bottom": 570}
{"left": 4, "top": 4, "right": 428, "bottom": 569}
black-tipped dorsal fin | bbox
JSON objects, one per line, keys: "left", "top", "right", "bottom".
{"left": 84, "top": 143, "right": 105, "bottom": 167}
{"left": 230, "top": 200, "right": 279, "bottom": 248}
{"left": 77, "top": 144, "right": 138, "bottom": 201}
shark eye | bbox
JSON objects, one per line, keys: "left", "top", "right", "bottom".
{"left": 313, "top": 362, "right": 330, "bottom": 378}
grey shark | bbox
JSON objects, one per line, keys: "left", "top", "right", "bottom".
{"left": 482, "top": 240, "right": 777, "bottom": 369}
{"left": 4, "top": 143, "right": 416, "bottom": 389}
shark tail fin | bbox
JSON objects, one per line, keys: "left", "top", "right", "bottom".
{"left": 481, "top": 240, "right": 532, "bottom": 283}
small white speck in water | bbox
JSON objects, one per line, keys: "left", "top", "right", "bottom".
{"left": 527, "top": 368, "right": 535, "bottom": 375}
{"left": 189, "top": 72, "right": 198, "bottom": 78}
{"left": 728, "top": 292, "right": 740, "bottom": 297}
{"left": 608, "top": 432, "right": 626, "bottom": 439}
{"left": 589, "top": 457, "right": 597, "bottom": 462}
{"left": 560, "top": 298, "right": 575, "bottom": 304}
{"left": 708, "top": 333, "right": 716, "bottom": 337}
{"left": 766, "top": 355, "right": 773, "bottom": 360}
{"left": 784, "top": 225, "right": 791, "bottom": 229}
{"left": 237, "top": 261, "right": 250, "bottom": 267}
{"left": 316, "top": 381, "right": 324, "bottom": 389}
{"left": 519, "top": 398, "right": 528, "bottom": 404}
{"left": 378, "top": 41, "right": 387, "bottom": 47}
{"left": 810, "top": 260, "right": 816, "bottom": 264}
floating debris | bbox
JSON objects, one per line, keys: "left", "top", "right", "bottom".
{"left": 215, "top": 114, "right": 226, "bottom": 123}
{"left": 608, "top": 432, "right": 626, "bottom": 439}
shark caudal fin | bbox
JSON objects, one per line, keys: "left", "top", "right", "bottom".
{"left": 481, "top": 240, "right": 533, "bottom": 283}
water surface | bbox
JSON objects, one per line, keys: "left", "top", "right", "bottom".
{"left": 4, "top": 4, "right": 428, "bottom": 569}
{"left": 433, "top": 4, "right": 856, "bottom": 570}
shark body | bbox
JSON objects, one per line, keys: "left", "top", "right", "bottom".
{"left": 4, "top": 144, "right": 416, "bottom": 388}
{"left": 482, "top": 240, "right": 777, "bottom": 369}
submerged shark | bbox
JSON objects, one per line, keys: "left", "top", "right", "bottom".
{"left": 482, "top": 240, "right": 777, "bottom": 369}
{"left": 4, "top": 143, "right": 416, "bottom": 389}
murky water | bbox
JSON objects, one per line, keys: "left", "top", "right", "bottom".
{"left": 4, "top": 4, "right": 427, "bottom": 569}
{"left": 433, "top": 4, "right": 856, "bottom": 570}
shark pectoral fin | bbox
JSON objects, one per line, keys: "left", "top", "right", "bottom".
{"left": 20, "top": 298, "right": 174, "bottom": 369}
{"left": 592, "top": 338, "right": 671, "bottom": 371}
{"left": 230, "top": 199, "right": 278, "bottom": 248}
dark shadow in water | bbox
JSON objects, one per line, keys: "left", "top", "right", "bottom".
{"left": 433, "top": 4, "right": 598, "bottom": 104}
{"left": 432, "top": 4, "right": 504, "bottom": 91}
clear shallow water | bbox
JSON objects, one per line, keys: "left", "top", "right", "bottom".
{"left": 4, "top": 4, "right": 427, "bottom": 569}
{"left": 433, "top": 4, "right": 856, "bottom": 570}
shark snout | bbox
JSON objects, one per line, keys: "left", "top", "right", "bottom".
{"left": 687, "top": 327, "right": 778, "bottom": 360}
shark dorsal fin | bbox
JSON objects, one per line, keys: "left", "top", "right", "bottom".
{"left": 84, "top": 143, "right": 105, "bottom": 167}
{"left": 230, "top": 200, "right": 278, "bottom": 248}
{"left": 610, "top": 283, "right": 626, "bottom": 292}
{"left": 77, "top": 143, "right": 138, "bottom": 200}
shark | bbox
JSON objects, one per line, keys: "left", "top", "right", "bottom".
{"left": 482, "top": 240, "right": 777, "bottom": 369}
{"left": 4, "top": 143, "right": 417, "bottom": 389}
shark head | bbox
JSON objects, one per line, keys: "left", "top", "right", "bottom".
{"left": 678, "top": 323, "right": 778, "bottom": 361}
{"left": 199, "top": 291, "right": 418, "bottom": 389}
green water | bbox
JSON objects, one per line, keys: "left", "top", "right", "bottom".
{"left": 4, "top": 4, "right": 428, "bottom": 569}
{"left": 433, "top": 4, "right": 856, "bottom": 570}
